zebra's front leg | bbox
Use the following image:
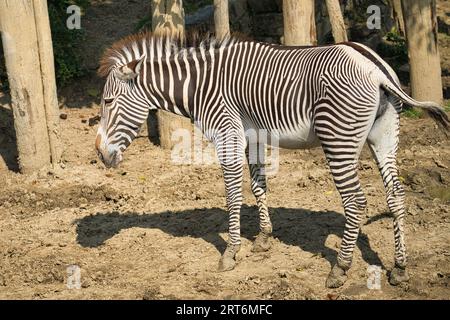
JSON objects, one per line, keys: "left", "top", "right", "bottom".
{"left": 216, "top": 130, "right": 246, "bottom": 272}
{"left": 246, "top": 145, "right": 272, "bottom": 253}
{"left": 325, "top": 160, "right": 367, "bottom": 288}
{"left": 217, "top": 163, "right": 244, "bottom": 272}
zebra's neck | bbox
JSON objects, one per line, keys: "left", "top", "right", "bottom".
{"left": 142, "top": 47, "right": 222, "bottom": 119}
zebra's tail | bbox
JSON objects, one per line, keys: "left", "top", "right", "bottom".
{"left": 379, "top": 75, "right": 449, "bottom": 131}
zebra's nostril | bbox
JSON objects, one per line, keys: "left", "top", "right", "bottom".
{"left": 96, "top": 147, "right": 104, "bottom": 162}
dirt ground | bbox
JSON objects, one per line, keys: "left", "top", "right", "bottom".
{"left": 0, "top": 106, "right": 449, "bottom": 300}
{"left": 0, "top": 0, "right": 449, "bottom": 300}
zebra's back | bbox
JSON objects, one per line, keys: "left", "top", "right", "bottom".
{"left": 219, "top": 42, "right": 379, "bottom": 149}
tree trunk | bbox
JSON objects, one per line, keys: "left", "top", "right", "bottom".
{"left": 0, "top": 0, "right": 52, "bottom": 173}
{"left": 389, "top": 0, "right": 405, "bottom": 36}
{"left": 214, "top": 0, "right": 230, "bottom": 39}
{"left": 282, "top": 0, "right": 316, "bottom": 45}
{"left": 33, "top": 0, "right": 61, "bottom": 165}
{"left": 325, "top": 0, "right": 348, "bottom": 43}
{"left": 402, "top": 0, "right": 443, "bottom": 104}
{"left": 151, "top": 0, "right": 192, "bottom": 150}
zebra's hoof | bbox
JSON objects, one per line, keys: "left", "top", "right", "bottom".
{"left": 251, "top": 233, "right": 271, "bottom": 252}
{"left": 217, "top": 244, "right": 240, "bottom": 272}
{"left": 326, "top": 265, "right": 348, "bottom": 288}
{"left": 389, "top": 267, "right": 409, "bottom": 286}
{"left": 218, "top": 255, "right": 236, "bottom": 272}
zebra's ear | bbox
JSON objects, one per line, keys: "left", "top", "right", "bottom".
{"left": 116, "top": 55, "right": 146, "bottom": 81}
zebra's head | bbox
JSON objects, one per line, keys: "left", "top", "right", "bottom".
{"left": 96, "top": 56, "right": 151, "bottom": 168}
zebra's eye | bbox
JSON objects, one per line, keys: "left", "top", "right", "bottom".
{"left": 104, "top": 98, "right": 114, "bottom": 105}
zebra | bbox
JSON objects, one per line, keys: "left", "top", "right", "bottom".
{"left": 95, "top": 32, "right": 449, "bottom": 288}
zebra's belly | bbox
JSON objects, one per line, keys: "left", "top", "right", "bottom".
{"left": 247, "top": 122, "right": 320, "bottom": 150}
{"left": 276, "top": 125, "right": 320, "bottom": 149}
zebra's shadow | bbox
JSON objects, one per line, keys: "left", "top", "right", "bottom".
{"left": 75, "top": 205, "right": 384, "bottom": 269}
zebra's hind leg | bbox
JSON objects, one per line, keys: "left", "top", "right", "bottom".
{"left": 367, "top": 101, "right": 409, "bottom": 286}
{"left": 314, "top": 107, "right": 371, "bottom": 288}
{"left": 325, "top": 159, "right": 367, "bottom": 288}
{"left": 314, "top": 78, "right": 381, "bottom": 288}
{"left": 246, "top": 144, "right": 272, "bottom": 253}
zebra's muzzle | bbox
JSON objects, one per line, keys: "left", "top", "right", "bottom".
{"left": 101, "top": 149, "right": 123, "bottom": 169}
{"left": 96, "top": 142, "right": 123, "bottom": 169}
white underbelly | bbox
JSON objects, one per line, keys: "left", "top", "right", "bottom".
{"left": 276, "top": 125, "right": 320, "bottom": 149}
{"left": 246, "top": 122, "right": 320, "bottom": 149}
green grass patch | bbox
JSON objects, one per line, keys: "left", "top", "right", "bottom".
{"left": 444, "top": 100, "right": 450, "bottom": 112}
{"left": 402, "top": 106, "right": 423, "bottom": 119}
{"left": 403, "top": 101, "right": 449, "bottom": 119}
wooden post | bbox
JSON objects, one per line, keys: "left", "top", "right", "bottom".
{"left": 33, "top": 0, "right": 61, "bottom": 164}
{"left": 152, "top": 0, "right": 185, "bottom": 38}
{"left": 214, "top": 0, "right": 230, "bottom": 39}
{"left": 325, "top": 0, "right": 348, "bottom": 43}
{"left": 151, "top": 0, "right": 192, "bottom": 150}
{"left": 282, "top": 0, "right": 316, "bottom": 45}
{"left": 389, "top": 0, "right": 405, "bottom": 36}
{"left": 402, "top": 0, "right": 443, "bottom": 104}
{"left": 0, "top": 0, "right": 54, "bottom": 173}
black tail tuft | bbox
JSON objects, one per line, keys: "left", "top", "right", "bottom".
{"left": 426, "top": 107, "right": 450, "bottom": 131}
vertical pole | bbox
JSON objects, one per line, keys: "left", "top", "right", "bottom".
{"left": 214, "top": 0, "right": 231, "bottom": 39}
{"left": 33, "top": 0, "right": 61, "bottom": 165}
{"left": 0, "top": 0, "right": 52, "bottom": 173}
{"left": 151, "top": 0, "right": 192, "bottom": 150}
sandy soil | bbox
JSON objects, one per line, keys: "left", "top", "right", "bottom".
{"left": 0, "top": 0, "right": 449, "bottom": 300}
{"left": 0, "top": 105, "right": 449, "bottom": 300}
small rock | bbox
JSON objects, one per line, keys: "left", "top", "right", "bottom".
{"left": 81, "top": 278, "right": 91, "bottom": 288}
{"left": 278, "top": 270, "right": 288, "bottom": 278}
{"left": 434, "top": 158, "right": 448, "bottom": 169}
{"left": 327, "top": 293, "right": 339, "bottom": 300}
{"left": 59, "top": 113, "right": 68, "bottom": 120}
{"left": 89, "top": 115, "right": 101, "bottom": 126}
{"left": 297, "top": 180, "right": 307, "bottom": 188}
{"left": 398, "top": 63, "right": 410, "bottom": 73}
